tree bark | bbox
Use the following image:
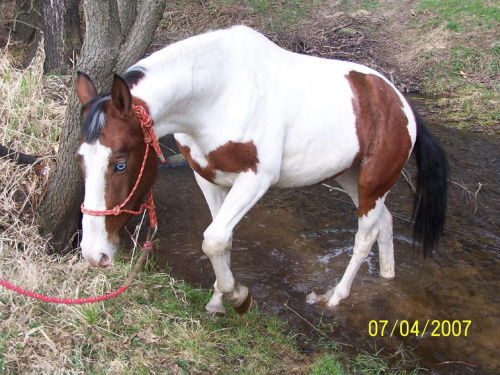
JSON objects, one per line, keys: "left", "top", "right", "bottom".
{"left": 10, "top": 0, "right": 43, "bottom": 67}
{"left": 39, "top": 0, "right": 167, "bottom": 253}
{"left": 115, "top": 0, "right": 166, "bottom": 73}
{"left": 117, "top": 0, "right": 137, "bottom": 43}
{"left": 11, "top": 0, "right": 41, "bottom": 44}
{"left": 41, "top": 0, "right": 82, "bottom": 74}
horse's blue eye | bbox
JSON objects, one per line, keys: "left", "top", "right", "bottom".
{"left": 115, "top": 162, "right": 127, "bottom": 172}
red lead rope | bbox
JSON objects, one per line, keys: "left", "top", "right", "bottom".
{"left": 0, "top": 105, "right": 164, "bottom": 304}
{"left": 0, "top": 241, "right": 152, "bottom": 304}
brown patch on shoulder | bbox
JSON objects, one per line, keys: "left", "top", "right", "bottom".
{"left": 176, "top": 140, "right": 260, "bottom": 183}
{"left": 177, "top": 143, "right": 216, "bottom": 182}
{"left": 346, "top": 70, "right": 413, "bottom": 217}
{"left": 209, "top": 141, "right": 259, "bottom": 174}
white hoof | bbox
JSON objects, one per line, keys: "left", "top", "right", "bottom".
{"left": 205, "top": 291, "right": 226, "bottom": 315}
{"left": 326, "top": 296, "right": 341, "bottom": 307}
{"left": 380, "top": 270, "right": 395, "bottom": 280}
{"left": 306, "top": 291, "right": 332, "bottom": 305}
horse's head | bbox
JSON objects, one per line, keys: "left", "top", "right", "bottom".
{"left": 75, "top": 72, "right": 159, "bottom": 267}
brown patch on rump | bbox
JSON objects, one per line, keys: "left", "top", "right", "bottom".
{"left": 177, "top": 140, "right": 259, "bottom": 183}
{"left": 346, "top": 70, "right": 413, "bottom": 217}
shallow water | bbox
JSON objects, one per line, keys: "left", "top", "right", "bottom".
{"left": 139, "top": 110, "right": 499, "bottom": 374}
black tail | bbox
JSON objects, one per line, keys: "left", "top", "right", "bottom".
{"left": 412, "top": 110, "right": 449, "bottom": 257}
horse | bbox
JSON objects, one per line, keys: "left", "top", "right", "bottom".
{"left": 75, "top": 26, "right": 448, "bottom": 314}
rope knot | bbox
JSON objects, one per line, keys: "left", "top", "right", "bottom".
{"left": 111, "top": 206, "right": 121, "bottom": 215}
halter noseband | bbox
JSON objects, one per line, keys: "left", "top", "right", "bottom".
{"left": 80, "top": 105, "right": 166, "bottom": 236}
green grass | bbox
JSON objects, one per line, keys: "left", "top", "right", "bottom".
{"left": 420, "top": 0, "right": 500, "bottom": 32}
{"left": 412, "top": 0, "right": 500, "bottom": 130}
{"left": 0, "top": 252, "right": 425, "bottom": 373}
{"left": 310, "top": 352, "right": 347, "bottom": 375}
{"left": 251, "top": 0, "right": 315, "bottom": 30}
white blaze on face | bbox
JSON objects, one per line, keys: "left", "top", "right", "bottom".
{"left": 78, "top": 141, "right": 116, "bottom": 266}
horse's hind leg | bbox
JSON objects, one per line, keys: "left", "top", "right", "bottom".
{"left": 335, "top": 169, "right": 394, "bottom": 278}
{"left": 377, "top": 206, "right": 395, "bottom": 279}
{"left": 327, "top": 193, "right": 385, "bottom": 306}
{"left": 327, "top": 143, "right": 407, "bottom": 305}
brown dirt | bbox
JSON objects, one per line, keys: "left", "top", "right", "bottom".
{"left": 153, "top": 1, "right": 424, "bottom": 93}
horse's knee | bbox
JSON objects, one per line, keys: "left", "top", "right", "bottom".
{"left": 202, "top": 228, "right": 231, "bottom": 258}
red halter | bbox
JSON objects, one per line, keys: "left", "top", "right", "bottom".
{"left": 0, "top": 106, "right": 165, "bottom": 305}
{"left": 80, "top": 105, "right": 166, "bottom": 231}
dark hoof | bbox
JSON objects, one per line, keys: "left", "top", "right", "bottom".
{"left": 234, "top": 293, "right": 253, "bottom": 315}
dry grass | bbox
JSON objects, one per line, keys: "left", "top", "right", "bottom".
{"left": 0, "top": 41, "right": 149, "bottom": 374}
{"left": 1, "top": 41, "right": 98, "bottom": 373}
{"left": 0, "top": 42, "right": 65, "bottom": 157}
{"left": 0, "top": 44, "right": 310, "bottom": 374}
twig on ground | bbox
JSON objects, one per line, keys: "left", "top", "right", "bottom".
{"left": 450, "top": 179, "right": 482, "bottom": 213}
{"left": 283, "top": 299, "right": 329, "bottom": 338}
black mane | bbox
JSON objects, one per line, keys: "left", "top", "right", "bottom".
{"left": 81, "top": 66, "right": 147, "bottom": 143}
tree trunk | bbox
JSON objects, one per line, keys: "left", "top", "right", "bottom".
{"left": 11, "top": 0, "right": 41, "bottom": 44}
{"left": 10, "top": 0, "right": 43, "bottom": 67}
{"left": 41, "top": 0, "right": 82, "bottom": 74}
{"left": 39, "top": 0, "right": 167, "bottom": 253}
{"left": 117, "top": 0, "right": 137, "bottom": 43}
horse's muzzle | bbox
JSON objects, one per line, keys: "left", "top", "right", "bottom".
{"left": 84, "top": 251, "right": 113, "bottom": 268}
{"left": 97, "top": 253, "right": 111, "bottom": 268}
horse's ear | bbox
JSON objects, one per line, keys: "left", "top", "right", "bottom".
{"left": 76, "top": 71, "right": 98, "bottom": 110}
{"left": 111, "top": 74, "right": 133, "bottom": 119}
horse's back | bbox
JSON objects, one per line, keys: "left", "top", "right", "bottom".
{"left": 140, "top": 26, "right": 417, "bottom": 189}
{"left": 208, "top": 28, "right": 417, "bottom": 187}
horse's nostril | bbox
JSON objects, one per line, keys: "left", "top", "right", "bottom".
{"left": 99, "top": 253, "right": 111, "bottom": 268}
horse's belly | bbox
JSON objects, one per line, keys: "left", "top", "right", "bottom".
{"left": 275, "top": 154, "right": 357, "bottom": 188}
{"left": 275, "top": 124, "right": 360, "bottom": 188}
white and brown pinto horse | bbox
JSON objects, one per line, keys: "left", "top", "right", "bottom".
{"left": 75, "top": 26, "right": 448, "bottom": 314}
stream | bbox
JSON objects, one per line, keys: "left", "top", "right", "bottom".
{"left": 137, "top": 103, "right": 499, "bottom": 374}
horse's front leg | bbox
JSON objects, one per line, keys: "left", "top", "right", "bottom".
{"left": 202, "top": 171, "right": 271, "bottom": 314}
{"left": 194, "top": 173, "right": 230, "bottom": 314}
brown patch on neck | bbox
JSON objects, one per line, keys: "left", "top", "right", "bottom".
{"left": 177, "top": 140, "right": 259, "bottom": 183}
{"left": 346, "top": 70, "right": 413, "bottom": 217}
